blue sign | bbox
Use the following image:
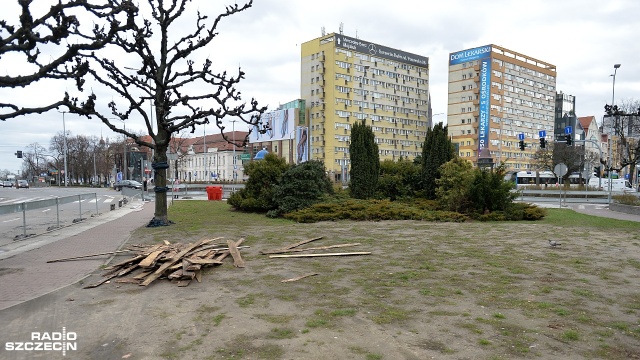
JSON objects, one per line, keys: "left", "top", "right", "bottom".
{"left": 518, "top": 133, "right": 525, "bottom": 141}
{"left": 565, "top": 126, "right": 572, "bottom": 134}
{"left": 449, "top": 45, "right": 492, "bottom": 65}
{"left": 539, "top": 130, "right": 546, "bottom": 138}
{"left": 477, "top": 58, "right": 492, "bottom": 152}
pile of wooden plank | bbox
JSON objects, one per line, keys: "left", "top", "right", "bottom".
{"left": 83, "top": 237, "right": 246, "bottom": 288}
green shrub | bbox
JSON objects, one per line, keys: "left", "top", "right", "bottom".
{"left": 376, "top": 159, "right": 421, "bottom": 200}
{"left": 271, "top": 160, "right": 334, "bottom": 216}
{"left": 227, "top": 153, "right": 289, "bottom": 212}
{"left": 613, "top": 194, "right": 640, "bottom": 206}
{"left": 283, "top": 199, "right": 468, "bottom": 223}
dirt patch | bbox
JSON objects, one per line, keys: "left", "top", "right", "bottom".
{"left": 2, "top": 220, "right": 640, "bottom": 360}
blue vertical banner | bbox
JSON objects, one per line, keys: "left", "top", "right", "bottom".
{"left": 449, "top": 45, "right": 492, "bottom": 156}
{"left": 478, "top": 58, "right": 491, "bottom": 153}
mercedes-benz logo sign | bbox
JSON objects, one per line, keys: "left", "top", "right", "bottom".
{"left": 368, "top": 44, "right": 377, "bottom": 55}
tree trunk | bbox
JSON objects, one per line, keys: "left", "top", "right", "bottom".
{"left": 148, "top": 137, "right": 171, "bottom": 227}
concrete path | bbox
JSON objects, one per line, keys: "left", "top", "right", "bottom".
{"left": 0, "top": 200, "right": 154, "bottom": 311}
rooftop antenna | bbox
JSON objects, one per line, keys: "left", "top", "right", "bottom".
{"left": 339, "top": 22, "right": 343, "bottom": 35}
{"left": 321, "top": 26, "right": 325, "bottom": 36}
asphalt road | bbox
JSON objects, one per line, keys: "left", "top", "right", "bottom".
{"left": 0, "top": 186, "right": 128, "bottom": 245}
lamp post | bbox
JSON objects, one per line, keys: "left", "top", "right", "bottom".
{"left": 230, "top": 119, "right": 237, "bottom": 181}
{"left": 58, "top": 111, "right": 68, "bottom": 187}
{"left": 608, "top": 64, "right": 621, "bottom": 204}
{"left": 121, "top": 120, "right": 127, "bottom": 180}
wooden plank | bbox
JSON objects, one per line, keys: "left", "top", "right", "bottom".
{"left": 227, "top": 239, "right": 245, "bottom": 268}
{"left": 138, "top": 250, "right": 165, "bottom": 268}
{"left": 281, "top": 273, "right": 318, "bottom": 283}
{"left": 168, "top": 269, "right": 184, "bottom": 280}
{"left": 163, "top": 240, "right": 171, "bottom": 245}
{"left": 47, "top": 250, "right": 132, "bottom": 263}
{"left": 187, "top": 258, "right": 223, "bottom": 265}
{"left": 115, "top": 278, "right": 142, "bottom": 284}
{"left": 177, "top": 279, "right": 192, "bottom": 287}
{"left": 214, "top": 239, "right": 243, "bottom": 262}
{"left": 269, "top": 252, "right": 371, "bottom": 258}
{"left": 117, "top": 263, "right": 139, "bottom": 277}
{"left": 282, "top": 236, "right": 323, "bottom": 250}
{"left": 132, "top": 270, "right": 153, "bottom": 279}
{"left": 140, "top": 238, "right": 214, "bottom": 286}
{"left": 84, "top": 273, "right": 118, "bottom": 288}
{"left": 103, "top": 255, "right": 145, "bottom": 273}
{"left": 262, "top": 243, "right": 360, "bottom": 255}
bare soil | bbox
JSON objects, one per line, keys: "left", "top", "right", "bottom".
{"left": 2, "top": 219, "right": 640, "bottom": 360}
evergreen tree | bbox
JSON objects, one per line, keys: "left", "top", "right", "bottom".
{"left": 349, "top": 120, "right": 379, "bottom": 199}
{"left": 421, "top": 122, "right": 455, "bottom": 199}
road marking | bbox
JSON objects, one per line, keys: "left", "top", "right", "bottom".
{"left": 103, "top": 198, "right": 114, "bottom": 203}
{"left": 2, "top": 218, "right": 20, "bottom": 223}
{"left": 42, "top": 208, "right": 51, "bottom": 213}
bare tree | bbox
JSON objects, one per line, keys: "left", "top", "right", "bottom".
{"left": 64, "top": 0, "right": 268, "bottom": 226}
{"left": 533, "top": 141, "right": 587, "bottom": 184}
{"left": 603, "top": 101, "right": 640, "bottom": 187}
{"left": 21, "top": 142, "right": 47, "bottom": 179}
{"left": 0, "top": 0, "right": 137, "bottom": 120}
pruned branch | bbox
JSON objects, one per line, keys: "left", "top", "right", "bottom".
{"left": 0, "top": 0, "right": 138, "bottom": 120}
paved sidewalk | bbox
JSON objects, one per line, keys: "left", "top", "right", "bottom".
{"left": 0, "top": 200, "right": 154, "bottom": 311}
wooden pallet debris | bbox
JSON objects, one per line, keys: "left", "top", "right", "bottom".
{"left": 82, "top": 238, "right": 247, "bottom": 289}
{"left": 281, "top": 273, "right": 318, "bottom": 283}
{"left": 263, "top": 237, "right": 371, "bottom": 283}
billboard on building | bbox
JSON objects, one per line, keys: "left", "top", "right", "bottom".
{"left": 249, "top": 108, "right": 296, "bottom": 143}
{"left": 295, "top": 126, "right": 309, "bottom": 164}
{"left": 334, "top": 34, "right": 428, "bottom": 68}
{"left": 449, "top": 45, "right": 492, "bottom": 155}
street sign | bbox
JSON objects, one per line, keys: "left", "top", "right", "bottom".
{"left": 240, "top": 153, "right": 251, "bottom": 160}
{"left": 565, "top": 126, "right": 572, "bottom": 134}
{"left": 518, "top": 133, "right": 525, "bottom": 141}
{"left": 554, "top": 163, "right": 568, "bottom": 177}
{"left": 539, "top": 130, "right": 546, "bottom": 138}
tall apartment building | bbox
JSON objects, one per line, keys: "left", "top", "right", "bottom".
{"left": 447, "top": 45, "right": 557, "bottom": 171}
{"left": 301, "top": 33, "right": 431, "bottom": 182}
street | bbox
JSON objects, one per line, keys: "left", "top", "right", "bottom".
{"left": 0, "top": 186, "right": 125, "bottom": 245}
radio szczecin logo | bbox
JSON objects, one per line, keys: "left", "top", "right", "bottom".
{"left": 5, "top": 327, "right": 77, "bottom": 356}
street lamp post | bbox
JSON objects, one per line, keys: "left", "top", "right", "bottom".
{"left": 59, "top": 111, "right": 68, "bottom": 187}
{"left": 231, "top": 119, "right": 237, "bottom": 182}
{"left": 608, "top": 64, "right": 621, "bottom": 204}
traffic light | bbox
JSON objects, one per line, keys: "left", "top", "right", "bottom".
{"left": 593, "top": 166, "right": 601, "bottom": 177}
{"left": 16, "top": 150, "right": 22, "bottom": 158}
{"left": 539, "top": 138, "right": 546, "bottom": 149}
{"left": 565, "top": 134, "right": 572, "bottom": 146}
{"left": 519, "top": 140, "right": 525, "bottom": 151}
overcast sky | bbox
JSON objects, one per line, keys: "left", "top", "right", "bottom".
{"left": 1, "top": 0, "right": 638, "bottom": 174}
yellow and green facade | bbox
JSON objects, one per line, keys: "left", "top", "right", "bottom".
{"left": 301, "top": 33, "right": 431, "bottom": 182}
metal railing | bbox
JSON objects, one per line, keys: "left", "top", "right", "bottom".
{"left": 0, "top": 193, "right": 100, "bottom": 239}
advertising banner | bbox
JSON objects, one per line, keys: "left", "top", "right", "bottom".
{"left": 335, "top": 34, "right": 428, "bottom": 68}
{"left": 249, "top": 108, "right": 296, "bottom": 143}
{"left": 478, "top": 58, "right": 491, "bottom": 152}
{"left": 295, "top": 126, "right": 309, "bottom": 164}
{"left": 449, "top": 45, "right": 492, "bottom": 154}
{"left": 449, "top": 45, "right": 492, "bottom": 66}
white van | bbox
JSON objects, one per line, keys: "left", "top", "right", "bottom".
{"left": 588, "top": 177, "right": 636, "bottom": 192}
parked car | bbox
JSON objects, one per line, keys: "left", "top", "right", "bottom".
{"left": 2, "top": 180, "right": 13, "bottom": 188}
{"left": 17, "top": 180, "right": 29, "bottom": 189}
{"left": 114, "top": 180, "right": 143, "bottom": 191}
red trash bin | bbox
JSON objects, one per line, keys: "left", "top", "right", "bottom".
{"left": 206, "top": 186, "right": 216, "bottom": 200}
{"left": 212, "top": 186, "right": 223, "bottom": 200}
